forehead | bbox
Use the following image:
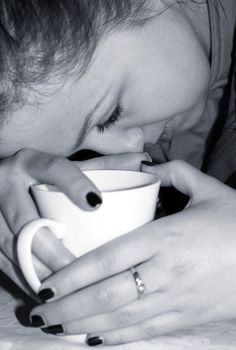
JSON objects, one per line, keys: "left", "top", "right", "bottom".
{"left": 5, "top": 28, "right": 142, "bottom": 121}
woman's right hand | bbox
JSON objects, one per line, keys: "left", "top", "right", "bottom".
{"left": 0, "top": 148, "right": 150, "bottom": 297}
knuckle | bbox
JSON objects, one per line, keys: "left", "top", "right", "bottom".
{"left": 6, "top": 210, "right": 24, "bottom": 234}
{"left": 13, "top": 148, "right": 35, "bottom": 167}
{"left": 172, "top": 262, "right": 190, "bottom": 278}
{"left": 0, "top": 234, "right": 14, "bottom": 256}
{"left": 0, "top": 148, "right": 34, "bottom": 176}
{"left": 15, "top": 148, "right": 34, "bottom": 159}
{"left": 160, "top": 231, "right": 181, "bottom": 248}
{"left": 48, "top": 156, "right": 67, "bottom": 171}
{"left": 96, "top": 248, "right": 117, "bottom": 275}
{"left": 96, "top": 286, "right": 116, "bottom": 308}
{"left": 115, "top": 308, "right": 135, "bottom": 327}
{"left": 49, "top": 301, "right": 63, "bottom": 322}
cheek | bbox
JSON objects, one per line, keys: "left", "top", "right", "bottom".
{"left": 126, "top": 61, "right": 209, "bottom": 125}
{"left": 123, "top": 36, "right": 210, "bottom": 123}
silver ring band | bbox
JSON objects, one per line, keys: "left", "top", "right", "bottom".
{"left": 130, "top": 267, "right": 145, "bottom": 299}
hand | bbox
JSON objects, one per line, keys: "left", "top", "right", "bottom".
{"left": 0, "top": 148, "right": 150, "bottom": 296}
{"left": 30, "top": 161, "right": 236, "bottom": 345}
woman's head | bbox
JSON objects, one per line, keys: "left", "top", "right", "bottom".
{"left": 0, "top": 0, "right": 150, "bottom": 118}
{"left": 0, "top": 0, "right": 210, "bottom": 157}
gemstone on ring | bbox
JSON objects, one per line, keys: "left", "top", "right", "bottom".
{"left": 130, "top": 267, "right": 145, "bottom": 298}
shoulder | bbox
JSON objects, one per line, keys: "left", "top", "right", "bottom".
{"left": 208, "top": 0, "right": 236, "bottom": 34}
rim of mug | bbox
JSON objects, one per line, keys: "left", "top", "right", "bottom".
{"left": 31, "top": 170, "right": 161, "bottom": 193}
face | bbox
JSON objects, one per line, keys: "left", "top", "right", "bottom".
{"left": 0, "top": 2, "right": 210, "bottom": 158}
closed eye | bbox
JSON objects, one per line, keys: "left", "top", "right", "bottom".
{"left": 97, "top": 104, "right": 122, "bottom": 133}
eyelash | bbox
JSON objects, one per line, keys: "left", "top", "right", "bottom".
{"left": 97, "top": 104, "right": 122, "bottom": 134}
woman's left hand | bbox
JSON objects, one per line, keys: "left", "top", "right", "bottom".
{"left": 30, "top": 161, "right": 236, "bottom": 346}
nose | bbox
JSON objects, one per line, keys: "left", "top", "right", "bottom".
{"left": 82, "top": 127, "right": 145, "bottom": 154}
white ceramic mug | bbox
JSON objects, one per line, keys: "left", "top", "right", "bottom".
{"left": 17, "top": 170, "right": 160, "bottom": 294}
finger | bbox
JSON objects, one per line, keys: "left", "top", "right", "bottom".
{"left": 0, "top": 216, "right": 52, "bottom": 282}
{"left": 31, "top": 256, "right": 173, "bottom": 325}
{"left": 86, "top": 312, "right": 183, "bottom": 346}
{"left": 0, "top": 154, "right": 78, "bottom": 274}
{"left": 0, "top": 246, "right": 52, "bottom": 300}
{"left": 0, "top": 210, "right": 50, "bottom": 289}
{"left": 32, "top": 228, "right": 76, "bottom": 273}
{"left": 39, "top": 201, "right": 201, "bottom": 300}
{"left": 20, "top": 149, "right": 103, "bottom": 211}
{"left": 31, "top": 270, "right": 139, "bottom": 325}
{"left": 78, "top": 152, "right": 152, "bottom": 171}
{"left": 5, "top": 149, "right": 102, "bottom": 212}
{"left": 144, "top": 143, "right": 168, "bottom": 163}
{"left": 61, "top": 292, "right": 175, "bottom": 335}
{"left": 141, "top": 160, "right": 230, "bottom": 201}
{"left": 0, "top": 183, "right": 75, "bottom": 273}
{"left": 0, "top": 182, "right": 39, "bottom": 235}
{"left": 0, "top": 210, "right": 48, "bottom": 285}
{"left": 0, "top": 211, "right": 16, "bottom": 262}
{"left": 38, "top": 220, "right": 160, "bottom": 299}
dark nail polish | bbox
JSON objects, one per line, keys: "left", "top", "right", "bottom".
{"left": 31, "top": 315, "right": 45, "bottom": 327}
{"left": 38, "top": 288, "right": 54, "bottom": 302}
{"left": 86, "top": 192, "right": 102, "bottom": 207}
{"left": 141, "top": 160, "right": 155, "bottom": 166}
{"left": 87, "top": 336, "right": 104, "bottom": 346}
{"left": 42, "top": 324, "right": 64, "bottom": 335}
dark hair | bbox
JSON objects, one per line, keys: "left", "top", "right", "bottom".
{"left": 0, "top": 0, "right": 149, "bottom": 123}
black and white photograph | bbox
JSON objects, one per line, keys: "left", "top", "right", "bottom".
{"left": 0, "top": 0, "right": 236, "bottom": 349}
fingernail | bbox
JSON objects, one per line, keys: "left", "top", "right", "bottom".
{"left": 30, "top": 315, "right": 45, "bottom": 327}
{"left": 87, "top": 336, "right": 104, "bottom": 346}
{"left": 144, "top": 152, "right": 152, "bottom": 162}
{"left": 38, "top": 288, "right": 55, "bottom": 302}
{"left": 42, "top": 324, "right": 64, "bottom": 335}
{"left": 141, "top": 160, "right": 155, "bottom": 166}
{"left": 86, "top": 192, "right": 102, "bottom": 207}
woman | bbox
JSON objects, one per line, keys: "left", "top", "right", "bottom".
{"left": 0, "top": 0, "right": 235, "bottom": 346}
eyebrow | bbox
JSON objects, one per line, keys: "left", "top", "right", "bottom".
{"left": 71, "top": 88, "right": 109, "bottom": 153}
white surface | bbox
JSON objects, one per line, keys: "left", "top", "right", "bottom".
{"left": 1, "top": 286, "right": 236, "bottom": 350}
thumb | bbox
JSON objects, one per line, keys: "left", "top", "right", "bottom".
{"left": 141, "top": 160, "right": 229, "bottom": 201}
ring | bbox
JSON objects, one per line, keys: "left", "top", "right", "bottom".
{"left": 130, "top": 266, "right": 145, "bottom": 299}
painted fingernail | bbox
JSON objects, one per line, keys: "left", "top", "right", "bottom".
{"left": 42, "top": 324, "right": 64, "bottom": 335}
{"left": 141, "top": 160, "right": 155, "bottom": 166}
{"left": 86, "top": 192, "right": 102, "bottom": 207}
{"left": 30, "top": 315, "right": 45, "bottom": 327}
{"left": 144, "top": 152, "right": 152, "bottom": 162}
{"left": 38, "top": 288, "right": 55, "bottom": 302}
{"left": 87, "top": 336, "right": 104, "bottom": 346}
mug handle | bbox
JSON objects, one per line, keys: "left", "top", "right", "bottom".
{"left": 17, "top": 219, "right": 65, "bottom": 293}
